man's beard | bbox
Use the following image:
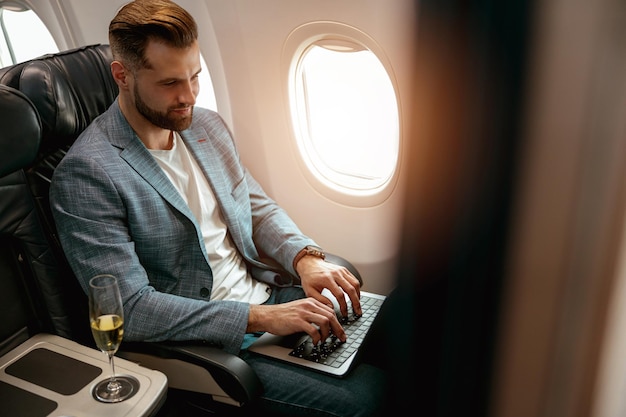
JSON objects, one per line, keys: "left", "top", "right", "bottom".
{"left": 134, "top": 86, "right": 193, "bottom": 131}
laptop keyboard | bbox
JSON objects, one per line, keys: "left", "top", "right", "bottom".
{"left": 288, "top": 293, "right": 383, "bottom": 368}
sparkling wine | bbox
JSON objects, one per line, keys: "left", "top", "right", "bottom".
{"left": 90, "top": 314, "right": 124, "bottom": 354}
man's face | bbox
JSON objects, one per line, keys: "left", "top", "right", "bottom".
{"left": 131, "top": 40, "right": 201, "bottom": 131}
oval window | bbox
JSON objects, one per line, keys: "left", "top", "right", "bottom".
{"left": 290, "top": 35, "right": 399, "bottom": 195}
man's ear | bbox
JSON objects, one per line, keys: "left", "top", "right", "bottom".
{"left": 111, "top": 61, "right": 130, "bottom": 90}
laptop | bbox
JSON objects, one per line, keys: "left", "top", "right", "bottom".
{"left": 248, "top": 288, "right": 386, "bottom": 377}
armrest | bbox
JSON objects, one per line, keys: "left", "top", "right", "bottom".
{"left": 325, "top": 252, "right": 363, "bottom": 286}
{"left": 118, "top": 341, "right": 262, "bottom": 407}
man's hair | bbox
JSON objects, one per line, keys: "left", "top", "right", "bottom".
{"left": 109, "top": 0, "right": 198, "bottom": 71}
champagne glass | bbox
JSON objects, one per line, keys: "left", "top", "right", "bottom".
{"left": 89, "top": 274, "right": 134, "bottom": 403}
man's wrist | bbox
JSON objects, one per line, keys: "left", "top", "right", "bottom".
{"left": 247, "top": 304, "right": 265, "bottom": 333}
{"left": 293, "top": 245, "right": 325, "bottom": 271}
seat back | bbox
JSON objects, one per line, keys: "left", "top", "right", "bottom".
{"left": 0, "top": 44, "right": 119, "bottom": 347}
{"left": 0, "top": 83, "right": 168, "bottom": 417}
{"left": 0, "top": 44, "right": 117, "bottom": 146}
{"left": 0, "top": 84, "right": 49, "bottom": 355}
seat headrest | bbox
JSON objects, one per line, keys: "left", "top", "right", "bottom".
{"left": 0, "top": 85, "right": 41, "bottom": 177}
{"left": 0, "top": 44, "right": 118, "bottom": 151}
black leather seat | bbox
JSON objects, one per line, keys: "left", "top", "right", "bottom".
{"left": 0, "top": 82, "right": 85, "bottom": 349}
{"left": 0, "top": 83, "right": 168, "bottom": 417}
{"left": 0, "top": 44, "right": 363, "bottom": 415}
{"left": 0, "top": 46, "right": 116, "bottom": 348}
{"left": 0, "top": 44, "right": 263, "bottom": 413}
{"left": 0, "top": 84, "right": 48, "bottom": 353}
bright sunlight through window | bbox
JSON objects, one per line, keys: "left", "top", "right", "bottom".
{"left": 197, "top": 55, "right": 217, "bottom": 112}
{"left": 0, "top": 8, "right": 58, "bottom": 67}
{"left": 293, "top": 41, "right": 399, "bottom": 193}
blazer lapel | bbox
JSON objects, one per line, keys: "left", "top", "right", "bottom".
{"left": 182, "top": 126, "right": 256, "bottom": 260}
{"left": 106, "top": 103, "right": 260, "bottom": 267}
{"left": 108, "top": 103, "right": 196, "bottom": 223}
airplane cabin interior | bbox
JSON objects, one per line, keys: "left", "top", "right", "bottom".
{"left": 2, "top": 0, "right": 626, "bottom": 416}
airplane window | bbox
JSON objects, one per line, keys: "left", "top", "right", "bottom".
{"left": 0, "top": 6, "right": 58, "bottom": 67}
{"left": 292, "top": 41, "right": 399, "bottom": 194}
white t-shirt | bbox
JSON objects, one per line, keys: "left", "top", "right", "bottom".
{"left": 149, "top": 132, "right": 270, "bottom": 304}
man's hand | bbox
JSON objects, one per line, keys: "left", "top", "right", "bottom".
{"left": 247, "top": 298, "right": 346, "bottom": 345}
{"left": 296, "top": 256, "right": 362, "bottom": 318}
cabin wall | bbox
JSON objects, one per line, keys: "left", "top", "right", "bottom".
{"left": 199, "top": 0, "right": 417, "bottom": 295}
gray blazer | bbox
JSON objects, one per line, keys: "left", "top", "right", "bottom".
{"left": 50, "top": 100, "right": 315, "bottom": 354}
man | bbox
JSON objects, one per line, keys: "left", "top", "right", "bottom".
{"left": 50, "top": 0, "right": 386, "bottom": 415}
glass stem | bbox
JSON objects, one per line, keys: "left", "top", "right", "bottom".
{"left": 107, "top": 353, "right": 121, "bottom": 392}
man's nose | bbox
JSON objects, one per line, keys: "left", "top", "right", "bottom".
{"left": 178, "top": 80, "right": 198, "bottom": 105}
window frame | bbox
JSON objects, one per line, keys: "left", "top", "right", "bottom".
{"left": 282, "top": 21, "right": 403, "bottom": 207}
